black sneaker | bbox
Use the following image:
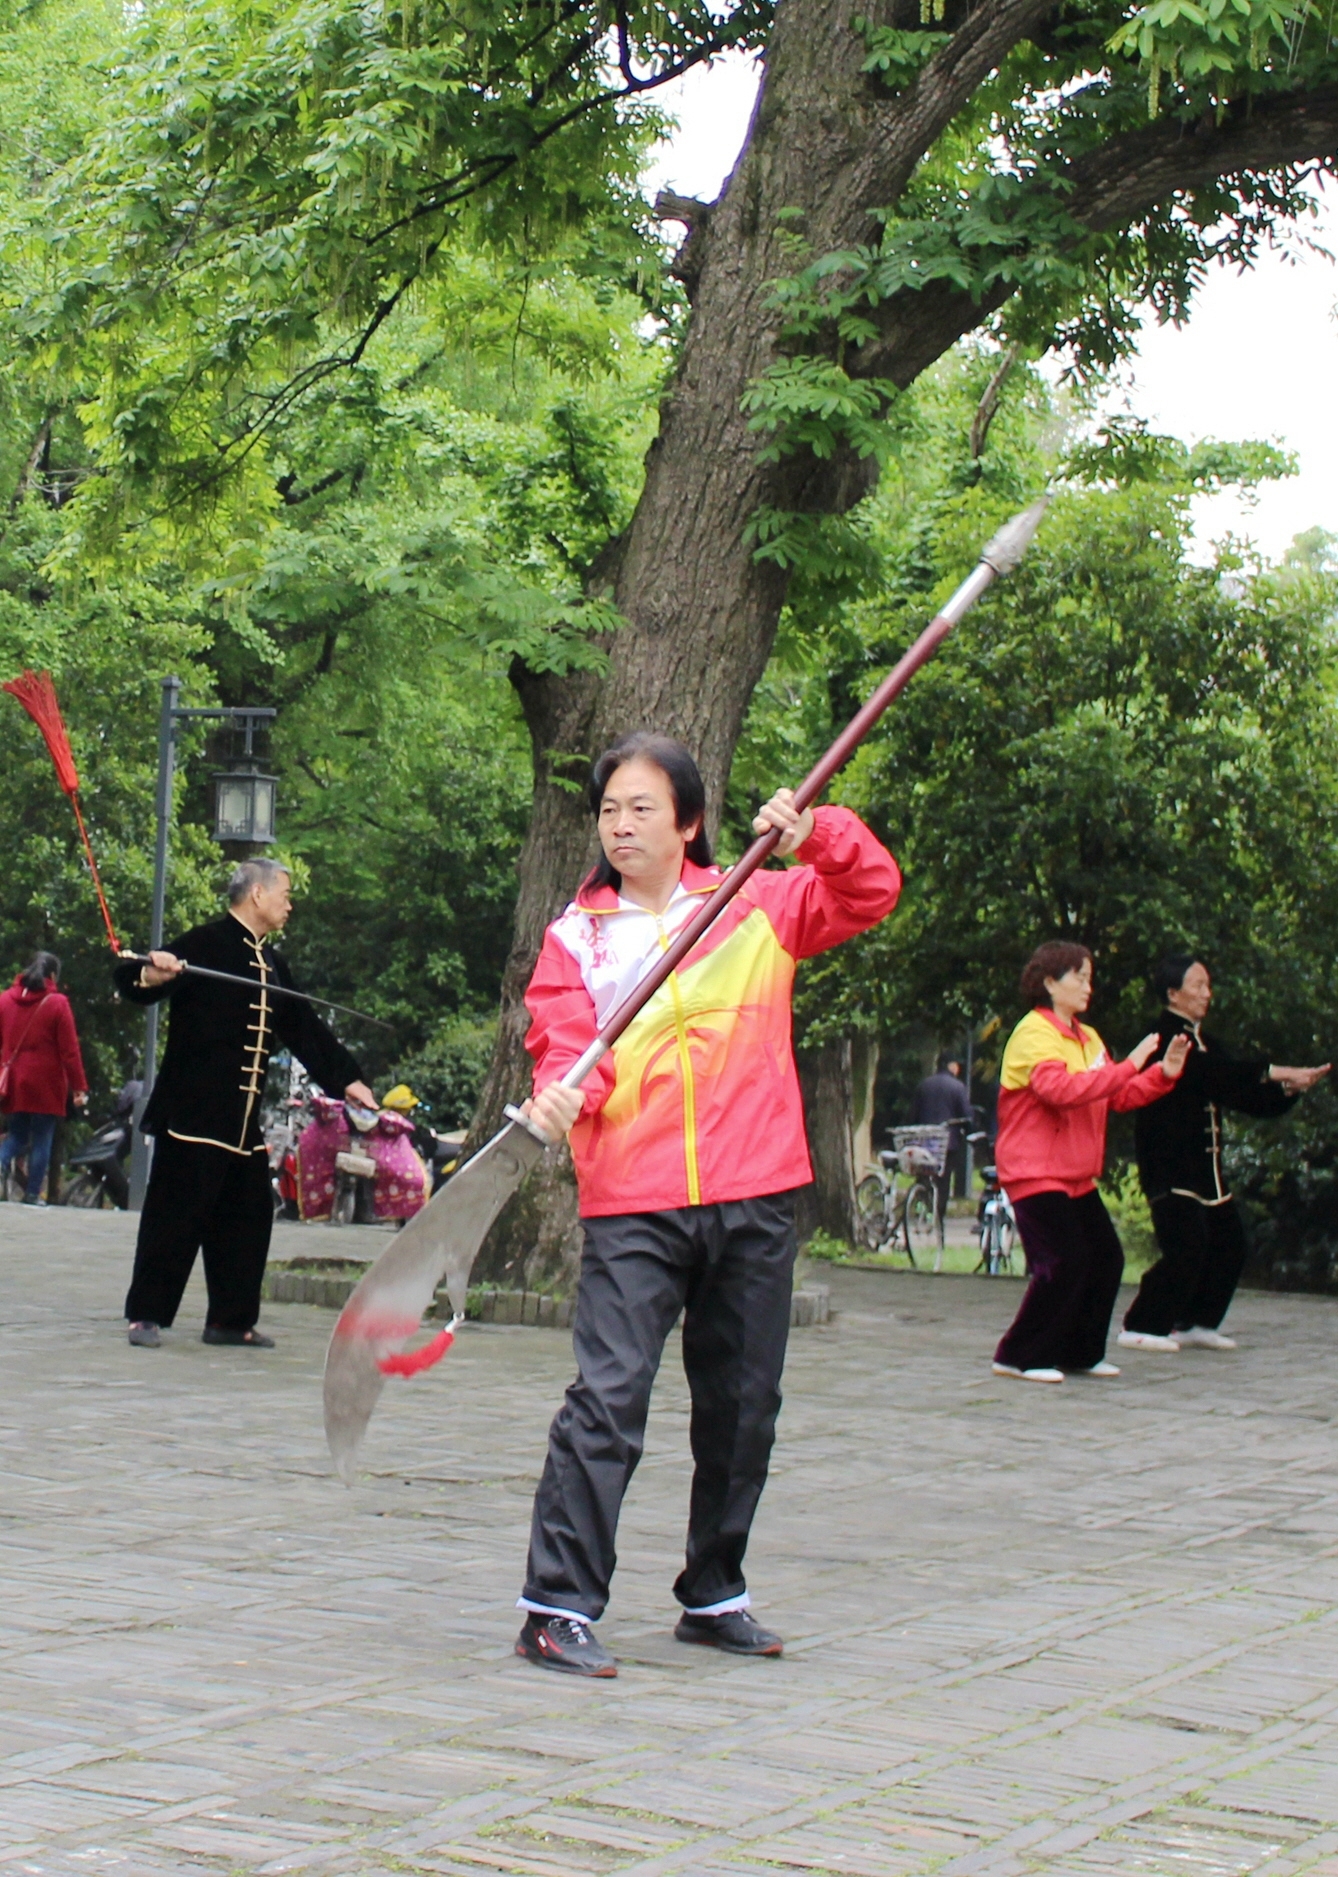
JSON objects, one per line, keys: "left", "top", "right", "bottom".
{"left": 515, "top": 1614, "right": 617, "bottom": 1677}
{"left": 674, "top": 1609, "right": 784, "bottom": 1656}
{"left": 202, "top": 1326, "right": 275, "bottom": 1347}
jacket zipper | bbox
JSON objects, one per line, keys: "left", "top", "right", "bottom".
{"left": 656, "top": 915, "right": 700, "bottom": 1207}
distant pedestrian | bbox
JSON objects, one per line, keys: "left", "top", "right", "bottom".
{"left": 991, "top": 941, "right": 1190, "bottom": 1385}
{"left": 0, "top": 952, "right": 88, "bottom": 1206}
{"left": 1120, "top": 955, "right": 1329, "bottom": 1354}
{"left": 911, "top": 1054, "right": 972, "bottom": 1211}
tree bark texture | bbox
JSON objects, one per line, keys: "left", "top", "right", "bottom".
{"left": 470, "top": 0, "right": 1338, "bottom": 1288}
{"left": 796, "top": 1037, "right": 859, "bottom": 1245}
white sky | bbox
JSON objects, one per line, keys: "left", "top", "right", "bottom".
{"left": 644, "top": 54, "right": 1338, "bottom": 564}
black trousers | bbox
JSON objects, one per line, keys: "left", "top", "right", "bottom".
{"left": 522, "top": 1191, "right": 798, "bottom": 1622}
{"left": 995, "top": 1189, "right": 1124, "bottom": 1372}
{"left": 124, "top": 1135, "right": 274, "bottom": 1332}
{"left": 1123, "top": 1194, "right": 1247, "bottom": 1336}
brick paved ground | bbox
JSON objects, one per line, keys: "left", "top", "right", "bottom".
{"left": 3, "top": 1205, "right": 1338, "bottom": 1876}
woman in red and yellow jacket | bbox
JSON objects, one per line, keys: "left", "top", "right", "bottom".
{"left": 512, "top": 732, "right": 900, "bottom": 1677}
{"left": 992, "top": 941, "right": 1190, "bottom": 1384}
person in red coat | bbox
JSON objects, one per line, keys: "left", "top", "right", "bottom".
{"left": 0, "top": 951, "right": 88, "bottom": 1205}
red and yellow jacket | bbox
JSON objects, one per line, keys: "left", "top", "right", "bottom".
{"left": 996, "top": 1007, "right": 1176, "bottom": 1201}
{"left": 525, "top": 806, "right": 901, "bottom": 1216}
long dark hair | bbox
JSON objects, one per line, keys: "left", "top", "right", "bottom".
{"left": 583, "top": 733, "right": 713, "bottom": 894}
{"left": 20, "top": 951, "right": 60, "bottom": 993}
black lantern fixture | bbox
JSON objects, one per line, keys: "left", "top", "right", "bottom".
{"left": 213, "top": 763, "right": 278, "bottom": 843}
{"left": 210, "top": 707, "right": 279, "bottom": 845}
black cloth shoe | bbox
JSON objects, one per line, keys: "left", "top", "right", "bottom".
{"left": 202, "top": 1326, "right": 275, "bottom": 1347}
{"left": 515, "top": 1614, "right": 617, "bottom": 1678}
{"left": 127, "top": 1321, "right": 161, "bottom": 1348}
{"left": 674, "top": 1609, "right": 784, "bottom": 1656}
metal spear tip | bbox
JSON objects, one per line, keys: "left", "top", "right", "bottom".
{"left": 979, "top": 497, "right": 1050, "bottom": 577}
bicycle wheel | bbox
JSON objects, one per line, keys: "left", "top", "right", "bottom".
{"left": 855, "top": 1174, "right": 890, "bottom": 1251}
{"left": 905, "top": 1181, "right": 937, "bottom": 1260}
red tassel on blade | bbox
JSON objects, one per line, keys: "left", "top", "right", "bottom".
{"left": 377, "top": 1328, "right": 456, "bottom": 1378}
{"left": 3, "top": 668, "right": 120, "bottom": 952}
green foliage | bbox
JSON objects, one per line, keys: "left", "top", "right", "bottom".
{"left": 1100, "top": 1161, "right": 1157, "bottom": 1270}
{"left": 387, "top": 1014, "right": 499, "bottom": 1129}
{"left": 803, "top": 1227, "right": 857, "bottom": 1261}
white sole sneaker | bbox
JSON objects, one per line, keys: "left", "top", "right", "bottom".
{"left": 1117, "top": 1330, "right": 1180, "bottom": 1352}
{"left": 992, "top": 1362, "right": 1065, "bottom": 1384}
{"left": 1079, "top": 1361, "right": 1121, "bottom": 1377}
{"left": 1176, "top": 1326, "right": 1237, "bottom": 1350}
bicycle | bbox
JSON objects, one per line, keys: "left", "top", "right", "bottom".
{"left": 855, "top": 1125, "right": 952, "bottom": 1269}
{"left": 975, "top": 1160, "right": 1017, "bottom": 1274}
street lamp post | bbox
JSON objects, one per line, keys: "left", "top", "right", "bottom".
{"left": 127, "top": 679, "right": 277, "bottom": 1210}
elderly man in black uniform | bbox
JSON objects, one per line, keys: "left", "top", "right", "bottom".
{"left": 116, "top": 859, "right": 376, "bottom": 1350}
{"left": 1119, "top": 954, "right": 1329, "bottom": 1354}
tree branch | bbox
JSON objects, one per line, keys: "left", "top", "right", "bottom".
{"left": 843, "top": 0, "right": 1057, "bottom": 230}
{"left": 1064, "top": 85, "right": 1338, "bottom": 232}
{"left": 851, "top": 83, "right": 1338, "bottom": 394}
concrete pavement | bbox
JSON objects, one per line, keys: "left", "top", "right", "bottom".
{"left": 3, "top": 1204, "right": 1338, "bottom": 1875}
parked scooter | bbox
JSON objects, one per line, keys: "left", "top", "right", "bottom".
{"left": 296, "top": 1092, "right": 430, "bottom": 1226}
{"left": 380, "top": 1084, "right": 465, "bottom": 1194}
{"left": 65, "top": 1079, "right": 142, "bottom": 1210}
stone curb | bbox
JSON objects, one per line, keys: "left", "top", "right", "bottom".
{"left": 262, "top": 1265, "right": 830, "bottom": 1328}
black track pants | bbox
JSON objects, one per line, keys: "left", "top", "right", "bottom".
{"left": 995, "top": 1188, "right": 1124, "bottom": 1373}
{"left": 1123, "top": 1194, "right": 1247, "bottom": 1336}
{"left": 124, "top": 1135, "right": 274, "bottom": 1332}
{"left": 522, "top": 1191, "right": 798, "bottom": 1622}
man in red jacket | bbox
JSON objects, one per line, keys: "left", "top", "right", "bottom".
{"left": 512, "top": 733, "right": 901, "bottom": 1678}
{"left": 0, "top": 951, "right": 88, "bottom": 1205}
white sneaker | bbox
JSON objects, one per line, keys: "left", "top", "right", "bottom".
{"left": 1117, "top": 1330, "right": 1180, "bottom": 1352}
{"left": 992, "top": 1362, "right": 1065, "bottom": 1384}
{"left": 1082, "top": 1361, "right": 1121, "bottom": 1377}
{"left": 1176, "top": 1326, "right": 1237, "bottom": 1350}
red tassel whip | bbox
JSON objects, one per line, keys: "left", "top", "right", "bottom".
{"left": 3, "top": 669, "right": 121, "bottom": 952}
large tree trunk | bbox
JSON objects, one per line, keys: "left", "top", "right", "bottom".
{"left": 796, "top": 1038, "right": 859, "bottom": 1245}
{"left": 467, "top": 0, "right": 1338, "bottom": 1289}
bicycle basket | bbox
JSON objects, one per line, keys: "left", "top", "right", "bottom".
{"left": 888, "top": 1124, "right": 951, "bottom": 1177}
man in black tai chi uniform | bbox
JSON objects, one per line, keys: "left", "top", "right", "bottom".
{"left": 116, "top": 858, "right": 377, "bottom": 1349}
{"left": 1119, "top": 954, "right": 1328, "bottom": 1354}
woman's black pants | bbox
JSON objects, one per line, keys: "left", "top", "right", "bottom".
{"left": 995, "top": 1188, "right": 1124, "bottom": 1372}
{"left": 521, "top": 1191, "right": 797, "bottom": 1623}
{"left": 1123, "top": 1194, "right": 1247, "bottom": 1336}
{"left": 124, "top": 1135, "right": 274, "bottom": 1332}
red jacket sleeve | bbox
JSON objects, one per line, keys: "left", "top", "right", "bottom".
{"left": 1110, "top": 1060, "right": 1178, "bottom": 1112}
{"left": 54, "top": 995, "right": 87, "bottom": 1096}
{"left": 1029, "top": 1055, "right": 1173, "bottom": 1112}
{"left": 748, "top": 806, "right": 901, "bottom": 960}
{"left": 523, "top": 931, "right": 615, "bottom": 1118}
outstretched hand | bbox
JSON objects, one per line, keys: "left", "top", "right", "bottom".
{"left": 1159, "top": 1034, "right": 1192, "bottom": 1080}
{"left": 1270, "top": 1062, "right": 1331, "bottom": 1095}
{"left": 1126, "top": 1032, "right": 1161, "bottom": 1072}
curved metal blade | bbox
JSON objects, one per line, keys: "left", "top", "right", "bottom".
{"left": 322, "top": 1119, "right": 547, "bottom": 1481}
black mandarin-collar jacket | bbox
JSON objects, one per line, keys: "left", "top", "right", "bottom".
{"left": 1133, "top": 1008, "right": 1294, "bottom": 1206}
{"left": 114, "top": 914, "right": 363, "bottom": 1155}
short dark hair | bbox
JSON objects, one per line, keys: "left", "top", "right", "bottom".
{"left": 1154, "top": 952, "right": 1201, "bottom": 1002}
{"left": 20, "top": 951, "right": 59, "bottom": 993}
{"left": 584, "top": 733, "right": 713, "bottom": 893}
{"left": 227, "top": 858, "right": 291, "bottom": 905}
{"left": 1020, "top": 940, "right": 1093, "bottom": 1007}
{"left": 936, "top": 1053, "right": 960, "bottom": 1075}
